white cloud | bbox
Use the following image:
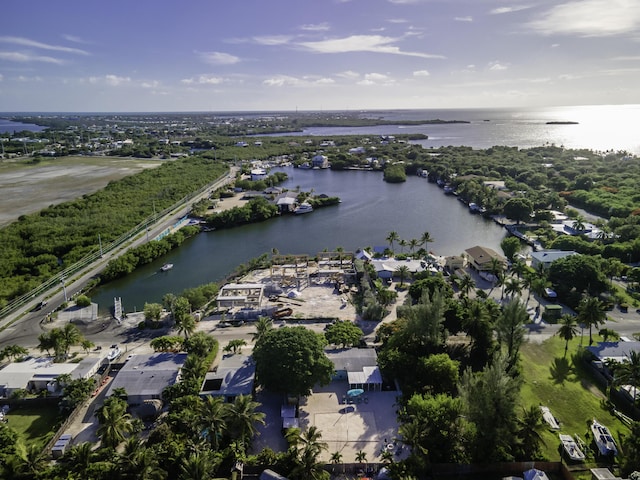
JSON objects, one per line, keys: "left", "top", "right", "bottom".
{"left": 253, "top": 35, "right": 293, "bottom": 46}
{"left": 455, "top": 16, "right": 473, "bottom": 22}
{"left": 490, "top": 5, "right": 532, "bottom": 15}
{"left": 198, "top": 51, "right": 240, "bottom": 65}
{"left": 612, "top": 55, "right": 640, "bottom": 61}
{"left": 388, "top": 0, "right": 422, "bottom": 4}
{"left": 0, "top": 36, "right": 89, "bottom": 55}
{"left": 17, "top": 75, "right": 43, "bottom": 82}
{"left": 311, "top": 77, "right": 335, "bottom": 85}
{"left": 88, "top": 75, "right": 131, "bottom": 86}
{"left": 299, "top": 23, "right": 330, "bottom": 32}
{"left": 336, "top": 70, "right": 360, "bottom": 79}
{"left": 263, "top": 75, "right": 301, "bottom": 87}
{"left": 181, "top": 75, "right": 224, "bottom": 85}
{"left": 263, "top": 75, "right": 335, "bottom": 87}
{"left": 357, "top": 72, "right": 395, "bottom": 86}
{"left": 488, "top": 61, "right": 508, "bottom": 71}
{"left": 413, "top": 70, "right": 430, "bottom": 77}
{"left": 105, "top": 75, "right": 131, "bottom": 86}
{"left": 298, "top": 35, "right": 444, "bottom": 58}
{"left": 388, "top": 19, "right": 409, "bottom": 24}
{"left": 141, "top": 80, "right": 160, "bottom": 88}
{"left": 528, "top": 0, "right": 640, "bottom": 36}
{"left": 61, "top": 34, "right": 91, "bottom": 45}
{"left": 0, "top": 51, "right": 65, "bottom": 64}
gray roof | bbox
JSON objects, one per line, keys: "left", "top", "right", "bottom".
{"left": 106, "top": 352, "right": 187, "bottom": 399}
{"left": 530, "top": 250, "right": 576, "bottom": 264}
{"left": 326, "top": 348, "right": 377, "bottom": 372}
{"left": 587, "top": 341, "right": 640, "bottom": 363}
{"left": 201, "top": 354, "right": 255, "bottom": 398}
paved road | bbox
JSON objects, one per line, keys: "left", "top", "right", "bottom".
{"left": 0, "top": 168, "right": 239, "bottom": 351}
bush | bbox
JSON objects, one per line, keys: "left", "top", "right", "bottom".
{"left": 75, "top": 295, "right": 91, "bottom": 307}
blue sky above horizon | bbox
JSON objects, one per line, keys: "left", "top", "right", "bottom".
{"left": 1, "top": 0, "right": 640, "bottom": 112}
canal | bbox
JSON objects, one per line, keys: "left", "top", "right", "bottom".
{"left": 92, "top": 167, "right": 508, "bottom": 313}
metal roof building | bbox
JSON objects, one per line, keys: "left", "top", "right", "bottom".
{"left": 105, "top": 352, "right": 187, "bottom": 406}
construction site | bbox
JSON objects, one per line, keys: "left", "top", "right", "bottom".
{"left": 215, "top": 251, "right": 361, "bottom": 323}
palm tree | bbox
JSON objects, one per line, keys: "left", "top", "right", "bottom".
{"left": 252, "top": 316, "right": 273, "bottom": 344}
{"left": 225, "top": 395, "right": 266, "bottom": 449}
{"left": 572, "top": 214, "right": 586, "bottom": 233}
{"left": 456, "top": 273, "right": 475, "bottom": 299}
{"left": 599, "top": 328, "right": 620, "bottom": 343}
{"left": 576, "top": 295, "right": 607, "bottom": 345}
{"left": 420, "top": 231, "right": 434, "bottom": 252}
{"left": 179, "top": 452, "right": 215, "bottom": 480}
{"left": 386, "top": 231, "right": 400, "bottom": 254}
{"left": 176, "top": 314, "right": 196, "bottom": 339}
{"left": 613, "top": 351, "right": 640, "bottom": 408}
{"left": 61, "top": 442, "right": 95, "bottom": 476}
{"left": 530, "top": 276, "right": 550, "bottom": 311}
{"left": 504, "top": 277, "right": 522, "bottom": 300}
{"left": 330, "top": 451, "right": 343, "bottom": 474}
{"left": 488, "top": 257, "right": 503, "bottom": 295}
{"left": 78, "top": 339, "right": 94, "bottom": 354}
{"left": 199, "top": 395, "right": 227, "bottom": 450}
{"left": 60, "top": 323, "right": 83, "bottom": 358}
{"left": 9, "top": 442, "right": 48, "bottom": 479}
{"left": 556, "top": 314, "right": 579, "bottom": 357}
{"left": 516, "top": 405, "right": 545, "bottom": 459}
{"left": 521, "top": 272, "right": 534, "bottom": 307}
{"left": 288, "top": 426, "right": 329, "bottom": 479}
{"left": 408, "top": 238, "right": 420, "bottom": 255}
{"left": 223, "top": 338, "right": 247, "bottom": 354}
{"left": 96, "top": 396, "right": 134, "bottom": 449}
{"left": 119, "top": 437, "right": 166, "bottom": 480}
{"left": 399, "top": 238, "right": 408, "bottom": 254}
{"left": 510, "top": 259, "right": 527, "bottom": 279}
{"left": 394, "top": 265, "right": 411, "bottom": 287}
{"left": 355, "top": 449, "right": 368, "bottom": 465}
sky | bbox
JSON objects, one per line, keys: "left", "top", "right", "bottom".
{"left": 1, "top": 0, "right": 640, "bottom": 112}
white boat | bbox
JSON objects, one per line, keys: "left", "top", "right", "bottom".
{"left": 540, "top": 406, "right": 560, "bottom": 430}
{"left": 294, "top": 203, "right": 313, "bottom": 214}
{"left": 591, "top": 419, "right": 618, "bottom": 456}
{"left": 559, "top": 434, "right": 586, "bottom": 461}
{"left": 160, "top": 263, "right": 173, "bottom": 272}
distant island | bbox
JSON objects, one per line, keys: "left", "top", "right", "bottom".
{"left": 546, "top": 121, "right": 579, "bottom": 125}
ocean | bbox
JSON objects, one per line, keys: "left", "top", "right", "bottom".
{"left": 269, "top": 104, "right": 640, "bottom": 155}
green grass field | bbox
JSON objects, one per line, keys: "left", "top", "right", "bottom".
{"left": 5, "top": 405, "right": 62, "bottom": 448}
{"left": 520, "top": 334, "right": 631, "bottom": 465}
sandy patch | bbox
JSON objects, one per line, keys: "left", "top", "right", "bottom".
{"left": 0, "top": 157, "right": 163, "bottom": 226}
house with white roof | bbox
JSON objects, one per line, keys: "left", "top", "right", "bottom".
{"left": 530, "top": 250, "right": 577, "bottom": 270}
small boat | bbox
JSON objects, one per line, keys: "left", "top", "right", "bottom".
{"left": 294, "top": 203, "right": 313, "bottom": 214}
{"left": 443, "top": 184, "right": 455, "bottom": 195}
{"left": 591, "top": 419, "right": 618, "bottom": 456}
{"left": 540, "top": 406, "right": 560, "bottom": 430}
{"left": 468, "top": 202, "right": 487, "bottom": 214}
{"left": 160, "top": 263, "right": 173, "bottom": 272}
{"left": 559, "top": 434, "right": 585, "bottom": 462}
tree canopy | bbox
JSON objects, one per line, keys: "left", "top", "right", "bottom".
{"left": 252, "top": 326, "right": 334, "bottom": 396}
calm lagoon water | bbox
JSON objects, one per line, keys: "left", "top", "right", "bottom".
{"left": 92, "top": 168, "right": 507, "bottom": 313}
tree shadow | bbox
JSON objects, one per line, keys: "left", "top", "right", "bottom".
{"left": 549, "top": 356, "right": 573, "bottom": 384}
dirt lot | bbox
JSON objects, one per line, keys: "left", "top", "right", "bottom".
{"left": 0, "top": 156, "right": 164, "bottom": 226}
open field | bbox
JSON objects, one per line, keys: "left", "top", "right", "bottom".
{"left": 0, "top": 156, "right": 164, "bottom": 227}
{"left": 5, "top": 405, "right": 61, "bottom": 448}
{"left": 520, "top": 334, "right": 630, "bottom": 464}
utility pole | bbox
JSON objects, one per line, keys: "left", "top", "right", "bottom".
{"left": 60, "top": 277, "right": 68, "bottom": 302}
